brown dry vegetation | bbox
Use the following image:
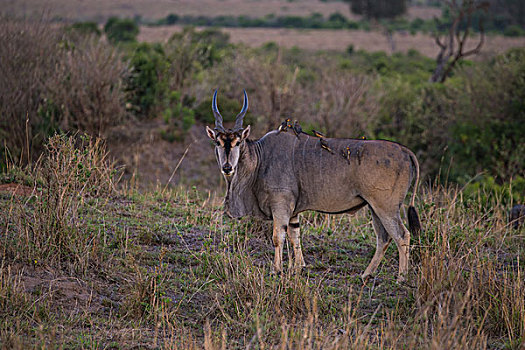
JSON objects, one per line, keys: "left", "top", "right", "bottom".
{"left": 3, "top": 0, "right": 440, "bottom": 22}
{"left": 0, "top": 135, "right": 524, "bottom": 348}
{"left": 139, "top": 25, "right": 525, "bottom": 58}
{"left": 0, "top": 18, "right": 128, "bottom": 165}
{"left": 1, "top": 12, "right": 524, "bottom": 348}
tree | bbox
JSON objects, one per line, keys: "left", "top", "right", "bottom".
{"left": 345, "top": 0, "right": 407, "bottom": 53}
{"left": 487, "top": 0, "right": 525, "bottom": 28}
{"left": 430, "top": 0, "right": 489, "bottom": 83}
{"left": 345, "top": 0, "right": 407, "bottom": 20}
{"left": 104, "top": 17, "right": 139, "bottom": 44}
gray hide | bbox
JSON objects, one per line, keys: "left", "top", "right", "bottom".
{"left": 207, "top": 92, "right": 420, "bottom": 282}
{"left": 213, "top": 130, "right": 421, "bottom": 282}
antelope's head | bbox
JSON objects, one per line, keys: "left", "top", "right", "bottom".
{"left": 206, "top": 90, "right": 251, "bottom": 178}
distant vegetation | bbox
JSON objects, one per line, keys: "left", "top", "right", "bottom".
{"left": 0, "top": 17, "right": 523, "bottom": 190}
{"left": 104, "top": 17, "right": 140, "bottom": 43}
{"left": 150, "top": 8, "right": 525, "bottom": 37}
{"left": 345, "top": 0, "right": 407, "bottom": 20}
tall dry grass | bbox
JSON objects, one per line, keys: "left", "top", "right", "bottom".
{"left": 178, "top": 183, "right": 524, "bottom": 349}
{"left": 0, "top": 138, "right": 523, "bottom": 348}
{"left": 2, "top": 134, "right": 120, "bottom": 274}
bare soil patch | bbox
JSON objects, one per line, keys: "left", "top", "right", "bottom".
{"left": 0, "top": 183, "right": 35, "bottom": 196}
{"left": 107, "top": 119, "right": 222, "bottom": 190}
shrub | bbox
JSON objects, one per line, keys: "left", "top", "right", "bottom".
{"left": 372, "top": 48, "right": 525, "bottom": 183}
{"left": 46, "top": 37, "right": 129, "bottom": 135}
{"left": 194, "top": 94, "right": 244, "bottom": 125}
{"left": 208, "top": 49, "right": 300, "bottom": 132}
{"left": 126, "top": 42, "right": 169, "bottom": 118}
{"left": 446, "top": 48, "right": 525, "bottom": 182}
{"left": 161, "top": 91, "right": 196, "bottom": 142}
{"left": 0, "top": 19, "right": 63, "bottom": 168}
{"left": 0, "top": 18, "right": 129, "bottom": 169}
{"left": 166, "top": 27, "right": 230, "bottom": 92}
{"left": 503, "top": 24, "right": 525, "bottom": 37}
{"left": 104, "top": 17, "right": 139, "bottom": 44}
{"left": 166, "top": 13, "right": 179, "bottom": 25}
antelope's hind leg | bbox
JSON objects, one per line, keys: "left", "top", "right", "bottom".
{"left": 288, "top": 216, "right": 306, "bottom": 272}
{"left": 370, "top": 208, "right": 411, "bottom": 283}
{"left": 362, "top": 209, "right": 392, "bottom": 281}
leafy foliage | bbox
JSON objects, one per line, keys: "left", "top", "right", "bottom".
{"left": 372, "top": 48, "right": 525, "bottom": 183}
{"left": 104, "top": 17, "right": 139, "bottom": 44}
{"left": 346, "top": 0, "right": 407, "bottom": 19}
{"left": 126, "top": 42, "right": 169, "bottom": 118}
{"left": 161, "top": 91, "right": 196, "bottom": 142}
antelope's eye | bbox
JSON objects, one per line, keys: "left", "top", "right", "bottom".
{"left": 216, "top": 138, "right": 226, "bottom": 147}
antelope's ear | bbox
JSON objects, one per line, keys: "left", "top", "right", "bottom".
{"left": 241, "top": 125, "right": 251, "bottom": 141}
{"left": 206, "top": 126, "right": 216, "bottom": 140}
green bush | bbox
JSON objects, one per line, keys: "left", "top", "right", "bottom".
{"left": 126, "top": 42, "right": 169, "bottom": 118}
{"left": 503, "top": 24, "right": 525, "bottom": 37}
{"left": 104, "top": 17, "right": 139, "bottom": 44}
{"left": 161, "top": 91, "right": 195, "bottom": 142}
{"left": 194, "top": 94, "right": 243, "bottom": 125}
{"left": 166, "top": 14, "right": 179, "bottom": 25}
{"left": 463, "top": 176, "right": 525, "bottom": 207}
{"left": 372, "top": 48, "right": 525, "bottom": 183}
{"left": 446, "top": 48, "right": 525, "bottom": 182}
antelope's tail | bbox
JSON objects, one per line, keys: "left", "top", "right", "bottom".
{"left": 407, "top": 150, "right": 421, "bottom": 236}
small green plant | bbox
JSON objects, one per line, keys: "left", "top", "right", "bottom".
{"left": 161, "top": 91, "right": 196, "bottom": 142}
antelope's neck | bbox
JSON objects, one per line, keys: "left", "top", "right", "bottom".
{"left": 224, "top": 140, "right": 261, "bottom": 218}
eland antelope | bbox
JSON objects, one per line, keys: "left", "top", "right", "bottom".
{"left": 206, "top": 90, "right": 421, "bottom": 282}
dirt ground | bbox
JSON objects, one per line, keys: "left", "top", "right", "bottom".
{"left": 106, "top": 119, "right": 224, "bottom": 191}
{"left": 0, "top": 183, "right": 35, "bottom": 196}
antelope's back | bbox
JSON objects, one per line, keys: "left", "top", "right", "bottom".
{"left": 257, "top": 131, "right": 415, "bottom": 213}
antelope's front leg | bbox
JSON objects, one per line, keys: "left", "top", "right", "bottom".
{"left": 288, "top": 216, "right": 305, "bottom": 271}
{"left": 272, "top": 218, "right": 287, "bottom": 273}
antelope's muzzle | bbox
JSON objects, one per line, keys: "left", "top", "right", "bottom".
{"left": 222, "top": 163, "right": 233, "bottom": 176}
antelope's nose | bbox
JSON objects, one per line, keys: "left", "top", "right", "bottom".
{"left": 222, "top": 164, "right": 233, "bottom": 175}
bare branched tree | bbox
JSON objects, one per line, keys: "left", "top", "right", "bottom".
{"left": 430, "top": 0, "right": 489, "bottom": 83}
